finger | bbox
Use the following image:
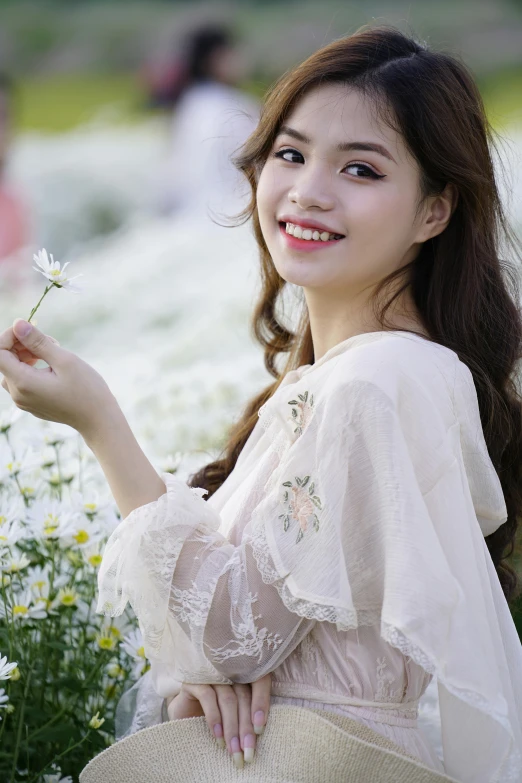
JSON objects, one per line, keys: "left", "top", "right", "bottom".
{"left": 1, "top": 377, "right": 8, "bottom": 392}
{"left": 0, "top": 327, "right": 22, "bottom": 378}
{"left": 0, "top": 326, "right": 15, "bottom": 351}
{"left": 233, "top": 683, "right": 256, "bottom": 764}
{"left": 214, "top": 685, "right": 243, "bottom": 769}
{"left": 251, "top": 673, "right": 271, "bottom": 736}
{"left": 188, "top": 685, "right": 226, "bottom": 749}
{"left": 11, "top": 320, "right": 62, "bottom": 367}
{"left": 167, "top": 690, "right": 204, "bottom": 721}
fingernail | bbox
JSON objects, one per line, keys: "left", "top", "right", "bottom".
{"left": 243, "top": 734, "right": 255, "bottom": 763}
{"left": 14, "top": 320, "right": 31, "bottom": 338}
{"left": 253, "top": 710, "right": 265, "bottom": 735}
{"left": 231, "top": 736, "right": 243, "bottom": 768}
{"left": 213, "top": 723, "right": 225, "bottom": 749}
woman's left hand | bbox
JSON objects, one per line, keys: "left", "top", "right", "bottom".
{"left": 0, "top": 319, "right": 116, "bottom": 439}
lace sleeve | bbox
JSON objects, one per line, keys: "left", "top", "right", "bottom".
{"left": 96, "top": 474, "right": 315, "bottom": 684}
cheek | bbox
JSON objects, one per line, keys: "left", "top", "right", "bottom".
{"left": 348, "top": 184, "right": 417, "bottom": 246}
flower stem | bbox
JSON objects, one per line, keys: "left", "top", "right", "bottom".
{"left": 9, "top": 662, "right": 34, "bottom": 783}
{"left": 27, "top": 284, "right": 53, "bottom": 323}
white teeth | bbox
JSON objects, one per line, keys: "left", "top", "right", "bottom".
{"left": 284, "top": 222, "right": 341, "bottom": 242}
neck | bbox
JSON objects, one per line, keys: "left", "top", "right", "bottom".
{"left": 304, "top": 286, "right": 426, "bottom": 363}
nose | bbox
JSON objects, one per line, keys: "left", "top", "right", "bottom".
{"left": 288, "top": 161, "right": 336, "bottom": 212}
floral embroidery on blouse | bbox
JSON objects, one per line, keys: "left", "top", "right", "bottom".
{"left": 279, "top": 475, "right": 323, "bottom": 543}
{"left": 287, "top": 391, "right": 314, "bottom": 436}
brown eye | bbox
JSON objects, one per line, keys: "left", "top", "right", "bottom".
{"left": 343, "top": 163, "right": 385, "bottom": 180}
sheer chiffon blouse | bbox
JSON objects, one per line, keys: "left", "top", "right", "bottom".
{"left": 97, "top": 330, "right": 522, "bottom": 783}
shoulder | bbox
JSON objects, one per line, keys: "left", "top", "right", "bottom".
{"left": 321, "top": 333, "right": 459, "bottom": 432}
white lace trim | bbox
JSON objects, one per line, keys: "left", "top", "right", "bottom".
{"left": 250, "top": 516, "right": 380, "bottom": 629}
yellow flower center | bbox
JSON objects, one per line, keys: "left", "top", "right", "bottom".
{"left": 13, "top": 605, "right": 28, "bottom": 616}
{"left": 0, "top": 535, "right": 7, "bottom": 542}
{"left": 84, "top": 503, "right": 97, "bottom": 512}
{"left": 73, "top": 530, "right": 89, "bottom": 544}
{"left": 137, "top": 646, "right": 146, "bottom": 659}
{"left": 10, "top": 667, "right": 20, "bottom": 681}
{"left": 108, "top": 625, "right": 122, "bottom": 639}
{"left": 60, "top": 592, "right": 76, "bottom": 606}
{"left": 0, "top": 515, "right": 6, "bottom": 526}
{"left": 32, "top": 579, "right": 46, "bottom": 592}
{"left": 43, "top": 513, "right": 59, "bottom": 535}
{"left": 97, "top": 636, "right": 116, "bottom": 651}
{"left": 88, "top": 554, "right": 102, "bottom": 567}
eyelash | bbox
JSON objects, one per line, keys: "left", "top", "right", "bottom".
{"left": 272, "top": 148, "right": 386, "bottom": 180}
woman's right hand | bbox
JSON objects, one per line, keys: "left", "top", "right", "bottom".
{"left": 166, "top": 674, "right": 272, "bottom": 769}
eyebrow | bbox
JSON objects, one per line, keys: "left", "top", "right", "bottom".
{"left": 276, "top": 125, "right": 397, "bottom": 164}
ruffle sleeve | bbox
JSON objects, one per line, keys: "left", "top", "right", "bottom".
{"left": 96, "top": 469, "right": 315, "bottom": 685}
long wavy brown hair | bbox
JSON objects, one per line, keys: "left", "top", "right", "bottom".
{"left": 188, "top": 24, "right": 522, "bottom": 608}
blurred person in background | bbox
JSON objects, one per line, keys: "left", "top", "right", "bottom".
{"left": 146, "top": 23, "right": 261, "bottom": 221}
{"left": 0, "top": 72, "right": 30, "bottom": 278}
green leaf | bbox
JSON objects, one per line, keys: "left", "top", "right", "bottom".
{"left": 311, "top": 496, "right": 322, "bottom": 509}
{"left": 283, "top": 516, "right": 290, "bottom": 531}
{"left": 301, "top": 475, "right": 310, "bottom": 486}
{"left": 282, "top": 481, "right": 292, "bottom": 487}
{"left": 288, "top": 400, "right": 298, "bottom": 405}
{"left": 309, "top": 482, "right": 315, "bottom": 494}
{"left": 296, "top": 528, "right": 304, "bottom": 543}
{"left": 313, "top": 515, "right": 320, "bottom": 531}
{"left": 303, "top": 391, "right": 308, "bottom": 402}
{"left": 295, "top": 476, "right": 302, "bottom": 486}
{"left": 283, "top": 491, "right": 288, "bottom": 501}
{"left": 291, "top": 408, "right": 298, "bottom": 418}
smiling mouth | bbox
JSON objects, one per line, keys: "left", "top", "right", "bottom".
{"left": 278, "top": 221, "right": 345, "bottom": 243}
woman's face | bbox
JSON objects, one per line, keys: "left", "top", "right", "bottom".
{"left": 256, "top": 84, "right": 430, "bottom": 293}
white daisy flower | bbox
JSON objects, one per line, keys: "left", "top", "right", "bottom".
{"left": 122, "top": 627, "right": 150, "bottom": 676}
{"left": 26, "top": 499, "right": 80, "bottom": 542}
{"left": 42, "top": 765, "right": 73, "bottom": 783}
{"left": 0, "top": 588, "right": 47, "bottom": 621}
{"left": 0, "top": 496, "right": 25, "bottom": 529}
{"left": 0, "top": 688, "right": 9, "bottom": 708}
{"left": 122, "top": 627, "right": 146, "bottom": 660}
{"left": 1, "top": 552, "right": 31, "bottom": 573}
{"left": 0, "top": 443, "right": 42, "bottom": 484}
{"left": 0, "top": 406, "right": 24, "bottom": 435}
{"left": 161, "top": 452, "right": 183, "bottom": 474}
{"left": 25, "top": 564, "right": 67, "bottom": 604}
{"left": 32, "top": 248, "right": 83, "bottom": 293}
{"left": 82, "top": 541, "right": 105, "bottom": 570}
{"left": 0, "top": 520, "right": 27, "bottom": 550}
{"left": 0, "top": 654, "right": 17, "bottom": 680}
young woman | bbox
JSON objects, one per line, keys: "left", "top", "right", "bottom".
{"left": 1, "top": 25, "right": 522, "bottom": 783}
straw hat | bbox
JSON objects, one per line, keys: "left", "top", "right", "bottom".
{"left": 80, "top": 704, "right": 460, "bottom": 782}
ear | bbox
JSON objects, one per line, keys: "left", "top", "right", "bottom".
{"left": 416, "top": 183, "right": 458, "bottom": 242}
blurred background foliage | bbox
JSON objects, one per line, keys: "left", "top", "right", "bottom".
{"left": 0, "top": 0, "right": 521, "bottom": 131}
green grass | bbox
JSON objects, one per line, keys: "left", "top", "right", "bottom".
{"left": 477, "top": 66, "right": 522, "bottom": 128}
{"left": 15, "top": 73, "right": 145, "bottom": 132}
{"left": 12, "top": 67, "right": 522, "bottom": 133}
